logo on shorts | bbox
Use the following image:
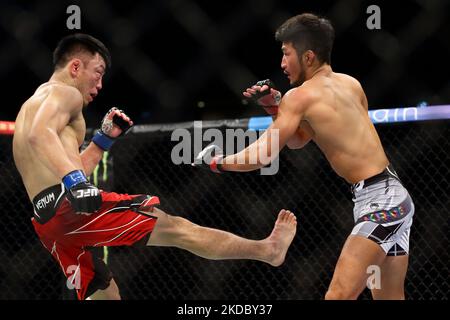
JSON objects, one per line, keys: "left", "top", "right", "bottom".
{"left": 35, "top": 192, "right": 55, "bottom": 210}
{"left": 370, "top": 203, "right": 379, "bottom": 210}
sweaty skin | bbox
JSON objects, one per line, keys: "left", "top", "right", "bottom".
{"left": 13, "top": 53, "right": 111, "bottom": 201}
{"left": 284, "top": 69, "right": 388, "bottom": 183}
{"left": 223, "top": 38, "right": 408, "bottom": 301}
{"left": 13, "top": 84, "right": 86, "bottom": 200}
{"left": 222, "top": 43, "right": 388, "bottom": 184}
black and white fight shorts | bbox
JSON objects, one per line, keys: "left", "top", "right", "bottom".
{"left": 350, "top": 164, "right": 415, "bottom": 256}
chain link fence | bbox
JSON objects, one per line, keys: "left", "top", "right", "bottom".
{"left": 0, "top": 0, "right": 448, "bottom": 302}
{"left": 1, "top": 1, "right": 449, "bottom": 124}
{"left": 0, "top": 119, "right": 448, "bottom": 299}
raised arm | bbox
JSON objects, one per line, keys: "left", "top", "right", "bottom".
{"left": 222, "top": 89, "right": 307, "bottom": 171}
{"left": 193, "top": 88, "right": 310, "bottom": 173}
{"left": 81, "top": 107, "right": 133, "bottom": 176}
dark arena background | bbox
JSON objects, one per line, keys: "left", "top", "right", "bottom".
{"left": 0, "top": 0, "right": 448, "bottom": 305}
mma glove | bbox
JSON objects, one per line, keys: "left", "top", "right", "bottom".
{"left": 62, "top": 170, "right": 102, "bottom": 214}
{"left": 245, "top": 79, "right": 282, "bottom": 115}
{"left": 192, "top": 144, "right": 225, "bottom": 174}
{"left": 92, "top": 107, "right": 134, "bottom": 151}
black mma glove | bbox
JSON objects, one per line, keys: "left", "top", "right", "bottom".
{"left": 62, "top": 170, "right": 102, "bottom": 214}
{"left": 92, "top": 107, "right": 134, "bottom": 151}
{"left": 244, "top": 79, "right": 282, "bottom": 115}
{"left": 192, "top": 144, "right": 225, "bottom": 173}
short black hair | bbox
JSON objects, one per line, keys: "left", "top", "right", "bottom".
{"left": 53, "top": 33, "right": 111, "bottom": 70}
{"left": 275, "top": 13, "right": 335, "bottom": 64}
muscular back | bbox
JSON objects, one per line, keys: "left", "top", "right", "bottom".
{"left": 13, "top": 83, "right": 86, "bottom": 200}
{"left": 300, "top": 72, "right": 389, "bottom": 183}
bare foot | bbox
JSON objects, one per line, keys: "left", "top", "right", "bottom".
{"left": 265, "top": 209, "right": 297, "bottom": 267}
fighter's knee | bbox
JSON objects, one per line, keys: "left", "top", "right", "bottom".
{"left": 156, "top": 212, "right": 184, "bottom": 230}
{"left": 147, "top": 208, "right": 173, "bottom": 230}
{"left": 166, "top": 215, "right": 197, "bottom": 236}
{"left": 152, "top": 210, "right": 196, "bottom": 241}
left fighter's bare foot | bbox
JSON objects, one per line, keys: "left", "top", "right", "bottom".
{"left": 264, "top": 209, "right": 297, "bottom": 267}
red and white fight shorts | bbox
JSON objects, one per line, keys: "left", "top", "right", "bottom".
{"left": 31, "top": 183, "right": 159, "bottom": 300}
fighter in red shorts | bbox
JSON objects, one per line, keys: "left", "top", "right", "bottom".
{"left": 12, "top": 33, "right": 297, "bottom": 300}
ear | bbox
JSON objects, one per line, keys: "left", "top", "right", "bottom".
{"left": 304, "top": 50, "right": 315, "bottom": 66}
{"left": 69, "top": 59, "right": 82, "bottom": 78}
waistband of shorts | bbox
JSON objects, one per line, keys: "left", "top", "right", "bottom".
{"left": 32, "top": 183, "right": 67, "bottom": 224}
{"left": 351, "top": 163, "right": 401, "bottom": 194}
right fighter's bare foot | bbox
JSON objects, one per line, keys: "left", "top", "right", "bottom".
{"left": 265, "top": 209, "right": 297, "bottom": 267}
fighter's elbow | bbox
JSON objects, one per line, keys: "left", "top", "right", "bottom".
{"left": 286, "top": 135, "right": 311, "bottom": 149}
{"left": 286, "top": 140, "right": 307, "bottom": 149}
{"left": 27, "top": 128, "right": 49, "bottom": 149}
{"left": 27, "top": 132, "right": 39, "bottom": 147}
